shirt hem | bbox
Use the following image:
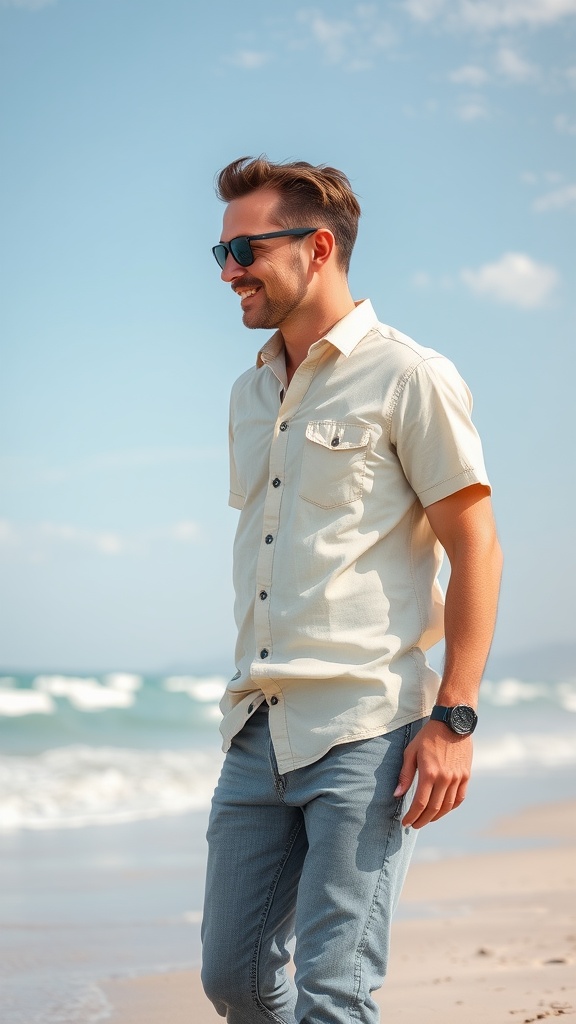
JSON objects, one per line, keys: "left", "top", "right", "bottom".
{"left": 272, "top": 706, "right": 434, "bottom": 774}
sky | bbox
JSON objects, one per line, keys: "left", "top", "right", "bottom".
{"left": 0, "top": 0, "right": 574, "bottom": 674}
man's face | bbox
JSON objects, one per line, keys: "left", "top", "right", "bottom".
{"left": 218, "top": 189, "right": 311, "bottom": 331}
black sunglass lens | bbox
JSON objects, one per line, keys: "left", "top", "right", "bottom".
{"left": 230, "top": 237, "right": 253, "bottom": 267}
{"left": 213, "top": 245, "right": 228, "bottom": 269}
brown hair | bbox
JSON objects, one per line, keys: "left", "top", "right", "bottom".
{"left": 215, "top": 156, "right": 361, "bottom": 273}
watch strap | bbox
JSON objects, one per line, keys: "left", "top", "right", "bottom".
{"left": 430, "top": 705, "right": 451, "bottom": 724}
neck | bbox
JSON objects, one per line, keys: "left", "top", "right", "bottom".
{"left": 281, "top": 284, "right": 356, "bottom": 383}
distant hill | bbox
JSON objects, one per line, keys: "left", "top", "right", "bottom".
{"left": 485, "top": 642, "right": 576, "bottom": 683}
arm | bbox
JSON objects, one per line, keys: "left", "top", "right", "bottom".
{"left": 394, "top": 483, "right": 503, "bottom": 828}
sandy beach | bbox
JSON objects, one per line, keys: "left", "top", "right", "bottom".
{"left": 101, "top": 798, "right": 576, "bottom": 1024}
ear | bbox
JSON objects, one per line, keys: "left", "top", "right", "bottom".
{"left": 309, "top": 228, "right": 335, "bottom": 267}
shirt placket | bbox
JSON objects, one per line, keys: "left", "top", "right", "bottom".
{"left": 249, "top": 349, "right": 325, "bottom": 704}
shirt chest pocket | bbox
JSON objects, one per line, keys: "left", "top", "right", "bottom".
{"left": 299, "top": 420, "right": 371, "bottom": 508}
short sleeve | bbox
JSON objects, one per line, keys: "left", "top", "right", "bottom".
{"left": 390, "top": 355, "right": 490, "bottom": 507}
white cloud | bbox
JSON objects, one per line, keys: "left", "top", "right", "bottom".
{"left": 449, "top": 65, "right": 489, "bottom": 86}
{"left": 521, "top": 170, "right": 564, "bottom": 186}
{"left": 40, "top": 523, "right": 125, "bottom": 555}
{"left": 403, "top": 0, "right": 445, "bottom": 20}
{"left": 403, "top": 0, "right": 576, "bottom": 30}
{"left": 227, "top": 50, "right": 271, "bottom": 71}
{"left": 140, "top": 522, "right": 201, "bottom": 545}
{"left": 302, "top": 13, "right": 353, "bottom": 63}
{"left": 457, "top": 97, "right": 490, "bottom": 121}
{"left": 555, "top": 113, "right": 576, "bottom": 134}
{"left": 533, "top": 183, "right": 576, "bottom": 211}
{"left": 170, "top": 521, "right": 200, "bottom": 543}
{"left": 412, "top": 271, "right": 432, "bottom": 288}
{"left": 0, "top": 520, "right": 17, "bottom": 544}
{"left": 297, "top": 6, "right": 396, "bottom": 70}
{"left": 0, "top": 521, "right": 202, "bottom": 560}
{"left": 411, "top": 271, "right": 454, "bottom": 289}
{"left": 496, "top": 47, "right": 539, "bottom": 82}
{"left": 449, "top": 50, "right": 539, "bottom": 92}
{"left": 460, "top": 252, "right": 559, "bottom": 308}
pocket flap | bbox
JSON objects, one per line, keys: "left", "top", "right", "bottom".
{"left": 305, "top": 420, "right": 370, "bottom": 450}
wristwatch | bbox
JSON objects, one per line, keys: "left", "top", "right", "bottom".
{"left": 430, "top": 704, "right": 478, "bottom": 735}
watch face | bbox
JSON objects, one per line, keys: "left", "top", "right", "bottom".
{"left": 450, "top": 705, "right": 477, "bottom": 734}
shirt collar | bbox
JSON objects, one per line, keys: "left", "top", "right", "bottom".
{"left": 321, "top": 299, "right": 378, "bottom": 357}
{"left": 256, "top": 299, "right": 378, "bottom": 369}
{"left": 257, "top": 331, "right": 284, "bottom": 369}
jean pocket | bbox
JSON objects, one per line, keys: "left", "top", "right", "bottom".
{"left": 299, "top": 420, "right": 371, "bottom": 508}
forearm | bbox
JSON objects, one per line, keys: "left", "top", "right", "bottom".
{"left": 397, "top": 485, "right": 503, "bottom": 828}
{"left": 437, "top": 529, "right": 503, "bottom": 708}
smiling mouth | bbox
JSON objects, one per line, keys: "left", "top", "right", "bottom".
{"left": 235, "top": 286, "right": 260, "bottom": 300}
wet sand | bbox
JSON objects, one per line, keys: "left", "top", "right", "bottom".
{"left": 101, "top": 800, "right": 576, "bottom": 1023}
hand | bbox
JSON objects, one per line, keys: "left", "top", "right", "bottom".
{"left": 393, "top": 721, "right": 473, "bottom": 829}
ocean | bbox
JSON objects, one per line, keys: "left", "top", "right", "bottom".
{"left": 1, "top": 669, "right": 576, "bottom": 1023}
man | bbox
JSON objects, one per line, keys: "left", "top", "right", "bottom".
{"left": 201, "top": 156, "right": 502, "bottom": 1024}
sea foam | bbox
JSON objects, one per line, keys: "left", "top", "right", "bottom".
{"left": 0, "top": 744, "right": 224, "bottom": 832}
{"left": 162, "top": 675, "right": 227, "bottom": 701}
{"left": 1, "top": 671, "right": 575, "bottom": 831}
{"left": 0, "top": 689, "right": 55, "bottom": 716}
{"left": 473, "top": 731, "right": 576, "bottom": 771}
{"left": 33, "top": 675, "right": 136, "bottom": 711}
{"left": 481, "top": 677, "right": 576, "bottom": 711}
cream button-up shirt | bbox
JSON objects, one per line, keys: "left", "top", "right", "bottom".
{"left": 221, "top": 300, "right": 490, "bottom": 773}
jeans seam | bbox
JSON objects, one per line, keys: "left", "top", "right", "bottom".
{"left": 349, "top": 820, "right": 400, "bottom": 1020}
{"left": 393, "top": 722, "right": 415, "bottom": 822}
{"left": 249, "top": 817, "right": 304, "bottom": 1022}
{"left": 349, "top": 721, "right": 414, "bottom": 1020}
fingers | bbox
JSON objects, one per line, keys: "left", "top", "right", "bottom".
{"left": 399, "top": 723, "right": 472, "bottom": 829}
{"left": 401, "top": 776, "right": 435, "bottom": 829}
{"left": 402, "top": 774, "right": 469, "bottom": 829}
{"left": 393, "top": 743, "right": 418, "bottom": 798}
{"left": 430, "top": 777, "right": 468, "bottom": 822}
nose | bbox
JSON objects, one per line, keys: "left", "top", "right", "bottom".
{"left": 220, "top": 252, "right": 245, "bottom": 283}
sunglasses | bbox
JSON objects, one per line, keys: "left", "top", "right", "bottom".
{"left": 212, "top": 228, "right": 317, "bottom": 270}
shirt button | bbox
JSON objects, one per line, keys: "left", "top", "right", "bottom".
{"left": 265, "top": 534, "right": 273, "bottom": 544}
{"left": 270, "top": 695, "right": 279, "bottom": 705}
{"left": 260, "top": 649, "right": 269, "bottom": 659}
{"left": 279, "top": 421, "right": 288, "bottom": 431}
{"left": 247, "top": 703, "right": 254, "bottom": 714}
{"left": 331, "top": 437, "right": 340, "bottom": 447}
{"left": 272, "top": 478, "right": 281, "bottom": 488}
{"left": 259, "top": 590, "right": 268, "bottom": 600}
